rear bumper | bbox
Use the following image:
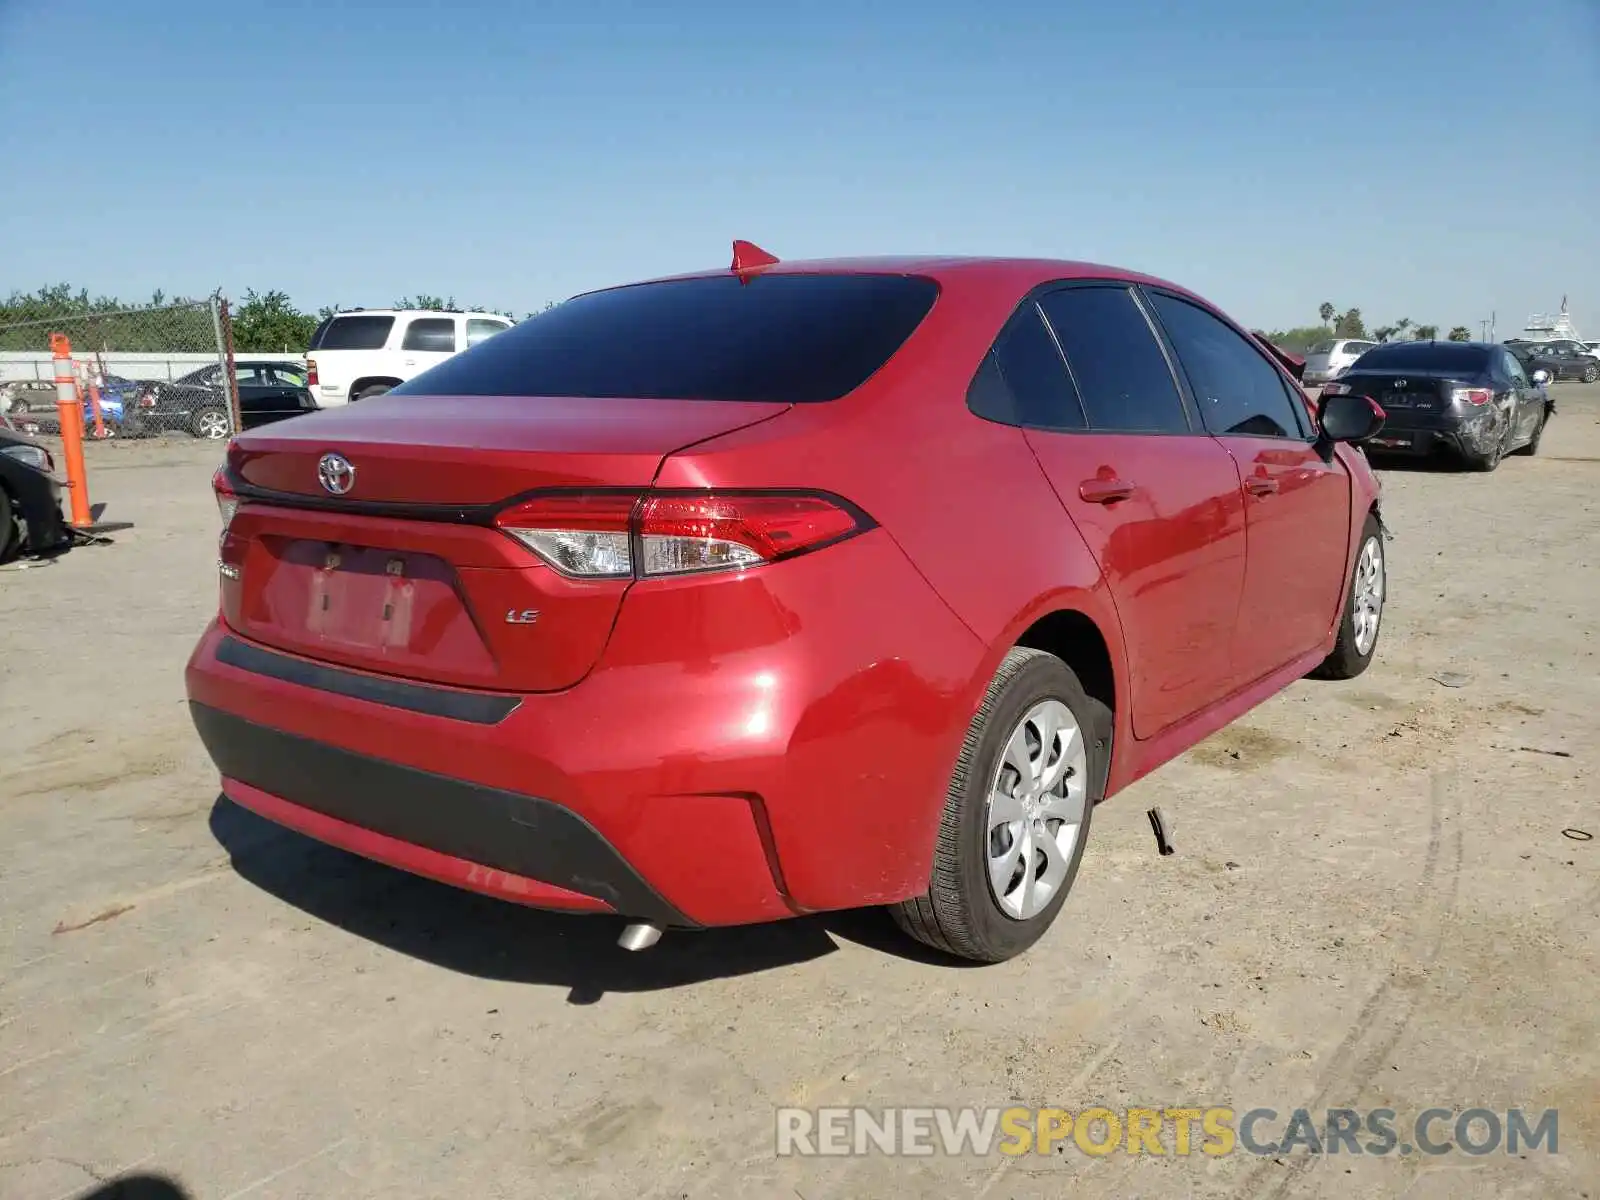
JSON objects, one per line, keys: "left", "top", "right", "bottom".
{"left": 185, "top": 528, "right": 986, "bottom": 925}
{"left": 193, "top": 702, "right": 688, "bottom": 923}
{"left": 1364, "top": 408, "right": 1499, "bottom": 458}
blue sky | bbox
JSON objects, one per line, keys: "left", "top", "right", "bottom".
{"left": 1, "top": 0, "right": 1596, "bottom": 335}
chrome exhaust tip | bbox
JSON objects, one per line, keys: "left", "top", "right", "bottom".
{"left": 617, "top": 922, "right": 663, "bottom": 951}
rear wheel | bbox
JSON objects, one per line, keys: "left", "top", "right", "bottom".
{"left": 1513, "top": 405, "right": 1548, "bottom": 456}
{"left": 893, "top": 648, "right": 1106, "bottom": 964}
{"left": 0, "top": 488, "right": 18, "bottom": 564}
{"left": 191, "top": 408, "right": 231, "bottom": 440}
{"left": 1310, "top": 512, "right": 1384, "bottom": 680}
{"left": 353, "top": 384, "right": 392, "bottom": 402}
{"left": 1461, "top": 423, "right": 1508, "bottom": 472}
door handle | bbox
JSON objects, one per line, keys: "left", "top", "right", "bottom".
{"left": 1079, "top": 478, "right": 1135, "bottom": 504}
{"left": 1243, "top": 476, "right": 1279, "bottom": 497}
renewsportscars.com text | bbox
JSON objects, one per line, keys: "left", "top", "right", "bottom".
{"left": 776, "top": 1106, "right": 1558, "bottom": 1158}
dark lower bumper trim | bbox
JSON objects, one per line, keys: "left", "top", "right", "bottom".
{"left": 190, "top": 703, "right": 693, "bottom": 926}
{"left": 216, "top": 635, "right": 520, "bottom": 725}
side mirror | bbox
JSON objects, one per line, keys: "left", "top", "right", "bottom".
{"left": 1532, "top": 369, "right": 1550, "bottom": 385}
{"left": 1315, "top": 392, "right": 1385, "bottom": 461}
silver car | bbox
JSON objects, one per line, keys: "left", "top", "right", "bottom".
{"left": 1303, "top": 339, "right": 1378, "bottom": 385}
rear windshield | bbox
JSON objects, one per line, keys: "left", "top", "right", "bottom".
{"left": 1309, "top": 341, "right": 1334, "bottom": 355}
{"left": 1340, "top": 341, "right": 1375, "bottom": 354}
{"left": 390, "top": 274, "right": 940, "bottom": 403}
{"left": 1351, "top": 343, "right": 1490, "bottom": 372}
{"left": 310, "top": 315, "right": 396, "bottom": 351}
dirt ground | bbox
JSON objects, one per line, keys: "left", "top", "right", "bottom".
{"left": 3, "top": 390, "right": 1597, "bottom": 1200}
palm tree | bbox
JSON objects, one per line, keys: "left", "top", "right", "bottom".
{"left": 1319, "top": 302, "right": 1336, "bottom": 330}
{"left": 1414, "top": 324, "right": 1439, "bottom": 341}
{"left": 1395, "top": 317, "right": 1414, "bottom": 339}
{"left": 1447, "top": 326, "right": 1472, "bottom": 342}
{"left": 1373, "top": 326, "right": 1398, "bottom": 343}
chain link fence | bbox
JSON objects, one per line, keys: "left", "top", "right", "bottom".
{"left": 0, "top": 298, "right": 246, "bottom": 441}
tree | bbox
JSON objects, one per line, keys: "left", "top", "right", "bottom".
{"left": 231, "top": 289, "right": 319, "bottom": 353}
{"left": 1373, "top": 325, "right": 1398, "bottom": 343}
{"left": 1334, "top": 308, "right": 1366, "bottom": 339}
{"left": 1413, "top": 324, "right": 1439, "bottom": 341}
{"left": 1318, "top": 301, "right": 1336, "bottom": 329}
{"left": 1447, "top": 326, "right": 1472, "bottom": 342}
{"left": 1395, "top": 317, "right": 1413, "bottom": 339}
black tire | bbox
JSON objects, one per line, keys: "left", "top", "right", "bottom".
{"left": 353, "top": 384, "right": 392, "bottom": 402}
{"left": 1513, "top": 405, "right": 1548, "bottom": 456}
{"left": 0, "top": 487, "right": 18, "bottom": 565}
{"left": 1310, "top": 511, "right": 1385, "bottom": 680}
{"left": 893, "top": 647, "right": 1109, "bottom": 964}
{"left": 190, "top": 407, "right": 231, "bottom": 440}
{"left": 1583, "top": 365, "right": 1598, "bottom": 384}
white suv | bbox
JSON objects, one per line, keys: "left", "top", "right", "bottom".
{"left": 305, "top": 309, "right": 513, "bottom": 405}
{"left": 1303, "top": 339, "right": 1378, "bottom": 385}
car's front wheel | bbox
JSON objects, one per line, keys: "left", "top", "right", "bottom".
{"left": 893, "top": 647, "right": 1107, "bottom": 963}
{"left": 1310, "top": 512, "right": 1385, "bottom": 680}
{"left": 1583, "top": 364, "right": 1598, "bottom": 384}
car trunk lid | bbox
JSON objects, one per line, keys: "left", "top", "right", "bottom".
{"left": 219, "top": 394, "right": 789, "bottom": 692}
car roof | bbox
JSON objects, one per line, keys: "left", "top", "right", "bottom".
{"left": 328, "top": 309, "right": 506, "bottom": 319}
{"left": 604, "top": 254, "right": 1211, "bottom": 304}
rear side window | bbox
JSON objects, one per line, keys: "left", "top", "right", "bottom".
{"left": 402, "top": 317, "right": 458, "bottom": 353}
{"left": 1149, "top": 293, "right": 1306, "bottom": 439}
{"left": 967, "top": 304, "right": 1084, "bottom": 430}
{"left": 1353, "top": 343, "right": 1491, "bottom": 373}
{"left": 392, "top": 274, "right": 939, "bottom": 403}
{"left": 311, "top": 315, "right": 396, "bottom": 351}
{"left": 466, "top": 318, "right": 510, "bottom": 347}
{"left": 1037, "top": 287, "right": 1188, "bottom": 433}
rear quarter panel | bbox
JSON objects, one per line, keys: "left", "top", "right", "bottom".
{"left": 655, "top": 282, "right": 1135, "bottom": 804}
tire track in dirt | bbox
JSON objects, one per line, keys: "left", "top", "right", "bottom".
{"left": 1232, "top": 768, "right": 1464, "bottom": 1200}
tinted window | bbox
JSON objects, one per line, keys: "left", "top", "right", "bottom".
{"left": 312, "top": 315, "right": 395, "bottom": 351}
{"left": 235, "top": 365, "right": 269, "bottom": 387}
{"left": 393, "top": 274, "right": 939, "bottom": 403}
{"left": 1150, "top": 293, "right": 1305, "bottom": 439}
{"left": 466, "top": 318, "right": 510, "bottom": 348}
{"left": 1499, "top": 351, "right": 1528, "bottom": 384}
{"left": 1352, "top": 343, "right": 1491, "bottom": 373}
{"left": 967, "top": 304, "right": 1083, "bottom": 429}
{"left": 1037, "top": 287, "right": 1188, "bottom": 433}
{"left": 269, "top": 365, "right": 307, "bottom": 387}
{"left": 402, "top": 317, "right": 457, "bottom": 353}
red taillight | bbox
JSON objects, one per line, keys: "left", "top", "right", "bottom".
{"left": 493, "top": 490, "right": 867, "bottom": 579}
{"left": 212, "top": 466, "right": 239, "bottom": 529}
{"left": 1451, "top": 387, "right": 1493, "bottom": 406}
{"left": 306, "top": 358, "right": 319, "bottom": 387}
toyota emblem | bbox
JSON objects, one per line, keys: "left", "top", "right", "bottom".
{"left": 317, "top": 452, "right": 355, "bottom": 495}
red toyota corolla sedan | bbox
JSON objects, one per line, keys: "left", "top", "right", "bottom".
{"left": 187, "top": 245, "right": 1388, "bottom": 963}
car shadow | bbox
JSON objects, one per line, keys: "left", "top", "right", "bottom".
{"left": 209, "top": 797, "right": 968, "bottom": 1002}
{"left": 64, "top": 1174, "right": 191, "bottom": 1200}
{"left": 1365, "top": 453, "right": 1465, "bottom": 474}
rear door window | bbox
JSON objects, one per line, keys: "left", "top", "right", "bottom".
{"left": 967, "top": 303, "right": 1084, "bottom": 430}
{"left": 1036, "top": 286, "right": 1189, "bottom": 433}
{"left": 1148, "top": 292, "right": 1308, "bottom": 439}
{"left": 402, "top": 318, "right": 458, "bottom": 353}
{"left": 391, "top": 274, "right": 939, "bottom": 402}
{"left": 311, "top": 315, "right": 396, "bottom": 351}
{"left": 466, "top": 318, "right": 511, "bottom": 348}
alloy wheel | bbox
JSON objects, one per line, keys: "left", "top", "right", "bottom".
{"left": 1353, "top": 535, "right": 1385, "bottom": 656}
{"left": 985, "top": 699, "right": 1088, "bottom": 920}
